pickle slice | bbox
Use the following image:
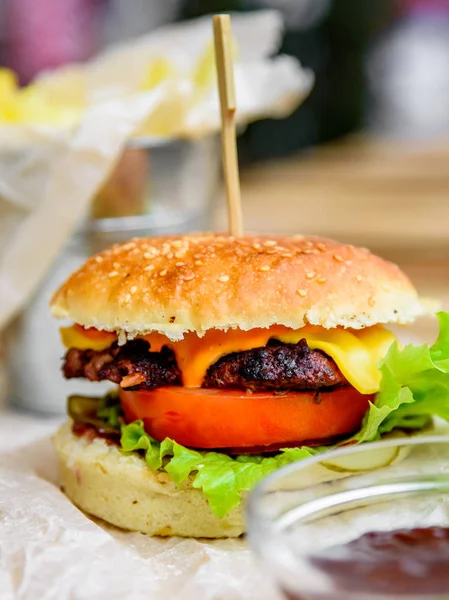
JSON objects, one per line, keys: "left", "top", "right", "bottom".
{"left": 321, "top": 445, "right": 402, "bottom": 473}
{"left": 68, "top": 394, "right": 120, "bottom": 434}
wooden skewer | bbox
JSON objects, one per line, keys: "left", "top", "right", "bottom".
{"left": 213, "top": 14, "right": 243, "bottom": 237}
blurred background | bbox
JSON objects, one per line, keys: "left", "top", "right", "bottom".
{"left": 1, "top": 0, "right": 449, "bottom": 412}
{"left": 2, "top": 1, "right": 448, "bottom": 251}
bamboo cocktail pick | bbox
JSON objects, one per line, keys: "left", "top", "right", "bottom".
{"left": 213, "top": 14, "right": 243, "bottom": 237}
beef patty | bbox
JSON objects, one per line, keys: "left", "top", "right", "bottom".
{"left": 63, "top": 340, "right": 182, "bottom": 390}
{"left": 203, "top": 339, "right": 346, "bottom": 391}
{"left": 63, "top": 337, "right": 347, "bottom": 392}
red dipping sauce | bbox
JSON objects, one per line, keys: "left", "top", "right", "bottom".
{"left": 284, "top": 527, "right": 449, "bottom": 599}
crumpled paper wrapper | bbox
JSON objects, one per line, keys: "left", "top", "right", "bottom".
{"left": 0, "top": 416, "right": 281, "bottom": 600}
{"left": 0, "top": 10, "right": 313, "bottom": 331}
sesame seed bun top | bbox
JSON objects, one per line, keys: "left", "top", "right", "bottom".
{"left": 50, "top": 234, "right": 426, "bottom": 340}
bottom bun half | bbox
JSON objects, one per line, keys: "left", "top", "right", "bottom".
{"left": 52, "top": 422, "right": 244, "bottom": 538}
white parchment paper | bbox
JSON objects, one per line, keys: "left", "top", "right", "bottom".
{"left": 0, "top": 411, "right": 281, "bottom": 600}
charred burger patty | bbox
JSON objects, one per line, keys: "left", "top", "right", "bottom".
{"left": 63, "top": 338, "right": 347, "bottom": 392}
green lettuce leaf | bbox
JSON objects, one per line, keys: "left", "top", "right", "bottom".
{"left": 354, "top": 311, "right": 449, "bottom": 443}
{"left": 113, "top": 312, "right": 449, "bottom": 517}
{"left": 120, "top": 420, "right": 314, "bottom": 517}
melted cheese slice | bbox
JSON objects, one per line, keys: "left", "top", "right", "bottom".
{"left": 59, "top": 325, "right": 116, "bottom": 351}
{"left": 60, "top": 324, "right": 396, "bottom": 394}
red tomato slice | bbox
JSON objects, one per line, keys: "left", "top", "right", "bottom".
{"left": 119, "top": 387, "right": 372, "bottom": 450}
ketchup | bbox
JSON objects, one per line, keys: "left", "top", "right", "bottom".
{"left": 284, "top": 527, "right": 449, "bottom": 599}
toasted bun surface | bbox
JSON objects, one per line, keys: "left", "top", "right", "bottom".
{"left": 53, "top": 422, "right": 244, "bottom": 538}
{"left": 51, "top": 234, "right": 425, "bottom": 340}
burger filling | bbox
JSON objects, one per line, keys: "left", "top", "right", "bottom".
{"left": 60, "top": 323, "right": 398, "bottom": 452}
{"left": 63, "top": 338, "right": 347, "bottom": 392}
{"left": 57, "top": 314, "right": 449, "bottom": 518}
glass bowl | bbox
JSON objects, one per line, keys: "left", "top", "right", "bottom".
{"left": 247, "top": 435, "right": 449, "bottom": 600}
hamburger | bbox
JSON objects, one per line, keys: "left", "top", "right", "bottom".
{"left": 51, "top": 234, "right": 449, "bottom": 537}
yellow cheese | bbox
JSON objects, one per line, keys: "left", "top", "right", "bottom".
{"left": 143, "top": 329, "right": 287, "bottom": 388}
{"left": 276, "top": 326, "right": 395, "bottom": 394}
{"left": 61, "top": 324, "right": 396, "bottom": 394}
{"left": 59, "top": 325, "right": 116, "bottom": 352}
{"left": 143, "top": 325, "right": 395, "bottom": 393}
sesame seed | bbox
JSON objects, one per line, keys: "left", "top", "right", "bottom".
{"left": 143, "top": 252, "right": 152, "bottom": 259}
{"left": 306, "top": 271, "right": 316, "bottom": 279}
{"left": 174, "top": 251, "right": 185, "bottom": 259}
{"left": 259, "top": 265, "right": 270, "bottom": 272}
{"left": 333, "top": 254, "right": 344, "bottom": 262}
{"left": 303, "top": 249, "right": 313, "bottom": 255}
{"left": 108, "top": 271, "right": 119, "bottom": 277}
{"left": 130, "top": 286, "right": 137, "bottom": 294}
{"left": 172, "top": 240, "right": 182, "bottom": 248}
{"left": 176, "top": 261, "right": 184, "bottom": 267}
{"left": 317, "top": 243, "right": 326, "bottom": 251}
{"left": 265, "top": 248, "right": 277, "bottom": 254}
{"left": 218, "top": 275, "right": 229, "bottom": 283}
{"left": 95, "top": 256, "right": 103, "bottom": 263}
{"left": 356, "top": 275, "right": 363, "bottom": 282}
{"left": 368, "top": 296, "right": 376, "bottom": 307}
{"left": 144, "top": 264, "right": 154, "bottom": 271}
{"left": 252, "top": 243, "right": 261, "bottom": 250}
{"left": 297, "top": 289, "right": 307, "bottom": 297}
{"left": 183, "top": 272, "right": 195, "bottom": 281}
{"left": 195, "top": 260, "right": 203, "bottom": 266}
{"left": 160, "top": 269, "right": 167, "bottom": 276}
{"left": 281, "top": 253, "right": 293, "bottom": 258}
{"left": 317, "top": 277, "right": 327, "bottom": 284}
{"left": 263, "top": 240, "right": 277, "bottom": 247}
{"left": 131, "top": 248, "right": 140, "bottom": 255}
{"left": 113, "top": 262, "right": 120, "bottom": 269}
{"left": 124, "top": 293, "right": 131, "bottom": 302}
{"left": 167, "top": 253, "right": 174, "bottom": 259}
